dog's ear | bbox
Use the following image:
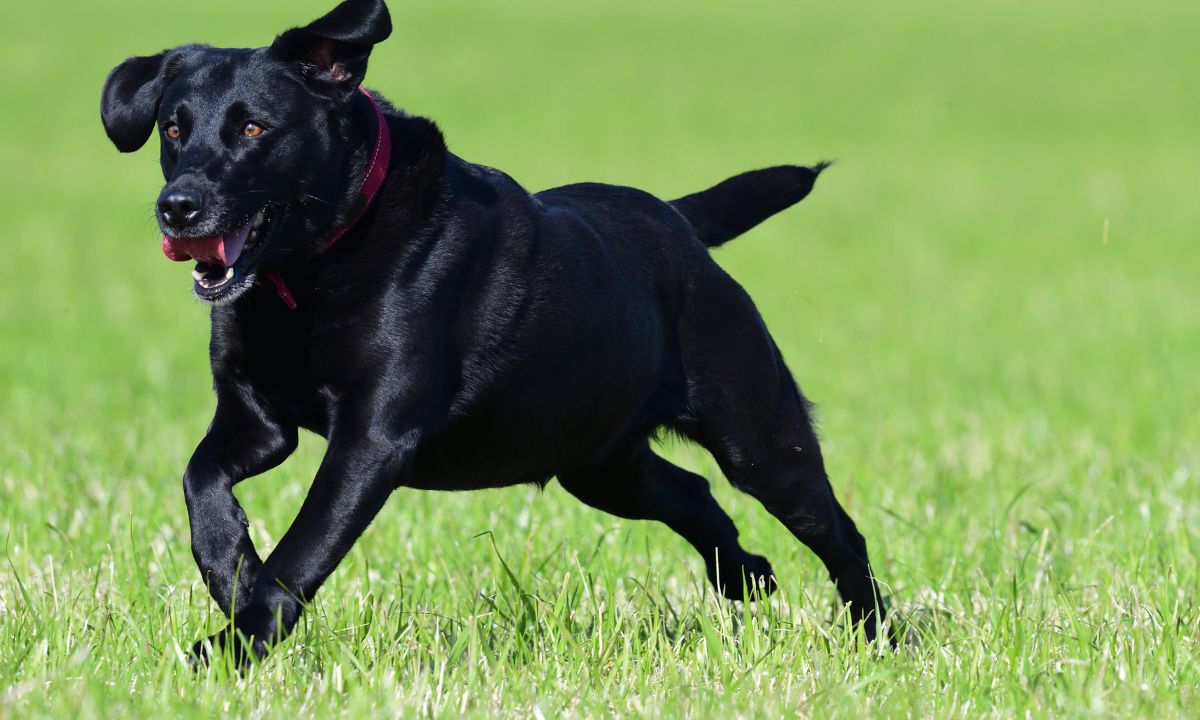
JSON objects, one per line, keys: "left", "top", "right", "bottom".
{"left": 268, "top": 0, "right": 392, "bottom": 99}
{"left": 100, "top": 46, "right": 202, "bottom": 153}
{"left": 100, "top": 51, "right": 173, "bottom": 153}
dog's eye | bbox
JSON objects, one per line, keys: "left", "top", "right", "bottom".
{"left": 164, "top": 123, "right": 181, "bottom": 140}
{"left": 241, "top": 122, "right": 265, "bottom": 138}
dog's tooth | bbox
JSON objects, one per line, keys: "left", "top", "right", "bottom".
{"left": 225, "top": 267, "right": 234, "bottom": 280}
{"left": 192, "top": 268, "right": 204, "bottom": 282}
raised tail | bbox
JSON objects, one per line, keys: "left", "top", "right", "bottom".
{"left": 669, "top": 162, "right": 830, "bottom": 248}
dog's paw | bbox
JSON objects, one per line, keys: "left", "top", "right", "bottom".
{"left": 189, "top": 626, "right": 267, "bottom": 672}
{"left": 709, "top": 552, "right": 778, "bottom": 602}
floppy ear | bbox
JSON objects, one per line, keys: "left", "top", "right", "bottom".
{"left": 268, "top": 0, "right": 392, "bottom": 99}
{"left": 100, "top": 46, "right": 205, "bottom": 153}
{"left": 100, "top": 51, "right": 173, "bottom": 153}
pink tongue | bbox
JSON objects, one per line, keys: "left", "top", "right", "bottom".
{"left": 161, "top": 222, "right": 251, "bottom": 266}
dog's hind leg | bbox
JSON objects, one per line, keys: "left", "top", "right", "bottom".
{"left": 559, "top": 439, "right": 775, "bottom": 600}
{"left": 677, "top": 266, "right": 889, "bottom": 642}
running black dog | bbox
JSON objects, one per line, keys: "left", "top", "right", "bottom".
{"left": 101, "top": 0, "right": 888, "bottom": 664}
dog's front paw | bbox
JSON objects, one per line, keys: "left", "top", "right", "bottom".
{"left": 709, "top": 552, "right": 778, "bottom": 602}
{"left": 189, "top": 626, "right": 268, "bottom": 671}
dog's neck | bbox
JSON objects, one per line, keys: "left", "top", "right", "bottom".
{"left": 255, "top": 92, "right": 448, "bottom": 311}
{"left": 264, "top": 87, "right": 393, "bottom": 309}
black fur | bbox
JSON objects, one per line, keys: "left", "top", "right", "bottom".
{"left": 101, "top": 0, "right": 889, "bottom": 665}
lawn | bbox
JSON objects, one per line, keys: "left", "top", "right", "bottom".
{"left": 1, "top": 0, "right": 1198, "bottom": 717}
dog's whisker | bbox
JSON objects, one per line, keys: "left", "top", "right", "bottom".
{"left": 300, "top": 193, "right": 338, "bottom": 208}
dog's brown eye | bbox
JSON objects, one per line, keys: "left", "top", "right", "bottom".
{"left": 164, "top": 123, "right": 181, "bottom": 140}
{"left": 241, "top": 122, "right": 264, "bottom": 138}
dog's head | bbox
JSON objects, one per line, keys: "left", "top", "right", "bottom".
{"left": 101, "top": 0, "right": 392, "bottom": 305}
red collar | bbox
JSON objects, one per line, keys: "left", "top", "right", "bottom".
{"left": 264, "top": 86, "right": 392, "bottom": 309}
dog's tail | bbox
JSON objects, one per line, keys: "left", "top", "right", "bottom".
{"left": 669, "top": 162, "right": 830, "bottom": 248}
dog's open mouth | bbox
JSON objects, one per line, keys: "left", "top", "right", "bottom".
{"left": 162, "top": 205, "right": 280, "bottom": 302}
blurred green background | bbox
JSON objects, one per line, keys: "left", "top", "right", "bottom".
{"left": 1, "top": 1, "right": 1197, "bottom": 717}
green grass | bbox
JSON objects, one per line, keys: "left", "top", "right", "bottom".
{"left": 2, "top": 0, "right": 1198, "bottom": 716}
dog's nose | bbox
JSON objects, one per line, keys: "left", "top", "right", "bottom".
{"left": 158, "top": 189, "right": 205, "bottom": 229}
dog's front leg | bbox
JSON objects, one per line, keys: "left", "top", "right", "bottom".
{"left": 194, "top": 424, "right": 417, "bottom": 666}
{"left": 184, "top": 386, "right": 298, "bottom": 619}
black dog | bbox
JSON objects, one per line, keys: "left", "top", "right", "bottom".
{"left": 101, "top": 0, "right": 888, "bottom": 663}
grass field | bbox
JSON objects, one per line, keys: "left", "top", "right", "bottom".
{"left": 2, "top": 0, "right": 1198, "bottom": 717}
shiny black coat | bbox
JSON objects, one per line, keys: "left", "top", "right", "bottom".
{"left": 101, "top": 0, "right": 888, "bottom": 664}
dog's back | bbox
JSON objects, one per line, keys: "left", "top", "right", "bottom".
{"left": 407, "top": 156, "right": 829, "bottom": 492}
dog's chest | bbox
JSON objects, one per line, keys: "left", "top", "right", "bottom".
{"left": 217, "top": 303, "right": 374, "bottom": 435}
